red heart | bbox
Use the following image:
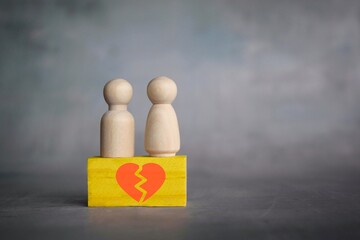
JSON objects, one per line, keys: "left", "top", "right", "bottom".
{"left": 116, "top": 163, "right": 166, "bottom": 202}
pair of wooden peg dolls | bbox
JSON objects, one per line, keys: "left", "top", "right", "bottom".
{"left": 101, "top": 76, "right": 180, "bottom": 158}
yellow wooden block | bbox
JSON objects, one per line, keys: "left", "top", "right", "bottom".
{"left": 88, "top": 155, "right": 187, "bottom": 207}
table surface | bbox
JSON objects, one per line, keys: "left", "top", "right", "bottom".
{"left": 1, "top": 169, "right": 360, "bottom": 240}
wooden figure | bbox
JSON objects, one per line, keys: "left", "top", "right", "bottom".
{"left": 101, "top": 79, "right": 135, "bottom": 157}
{"left": 88, "top": 77, "right": 186, "bottom": 207}
{"left": 145, "top": 76, "right": 180, "bottom": 157}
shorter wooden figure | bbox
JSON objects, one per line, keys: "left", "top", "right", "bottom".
{"left": 101, "top": 79, "right": 134, "bottom": 157}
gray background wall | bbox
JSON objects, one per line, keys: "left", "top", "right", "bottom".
{"left": 1, "top": 0, "right": 360, "bottom": 178}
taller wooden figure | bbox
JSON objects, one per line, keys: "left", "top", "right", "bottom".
{"left": 145, "top": 76, "right": 180, "bottom": 157}
{"left": 88, "top": 77, "right": 187, "bottom": 207}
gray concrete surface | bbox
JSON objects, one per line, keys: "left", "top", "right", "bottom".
{"left": 1, "top": 170, "right": 360, "bottom": 239}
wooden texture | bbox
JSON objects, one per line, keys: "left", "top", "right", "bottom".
{"left": 88, "top": 155, "right": 187, "bottom": 207}
{"left": 145, "top": 76, "right": 180, "bottom": 157}
{"left": 101, "top": 79, "right": 135, "bottom": 157}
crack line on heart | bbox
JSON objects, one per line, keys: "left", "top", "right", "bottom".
{"left": 134, "top": 165, "right": 147, "bottom": 203}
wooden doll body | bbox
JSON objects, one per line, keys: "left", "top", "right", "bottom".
{"left": 145, "top": 104, "right": 180, "bottom": 157}
{"left": 101, "top": 108, "right": 134, "bottom": 157}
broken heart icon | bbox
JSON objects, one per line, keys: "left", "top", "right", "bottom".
{"left": 116, "top": 163, "right": 166, "bottom": 202}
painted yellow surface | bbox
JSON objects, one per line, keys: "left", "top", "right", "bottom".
{"left": 88, "top": 155, "right": 187, "bottom": 207}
